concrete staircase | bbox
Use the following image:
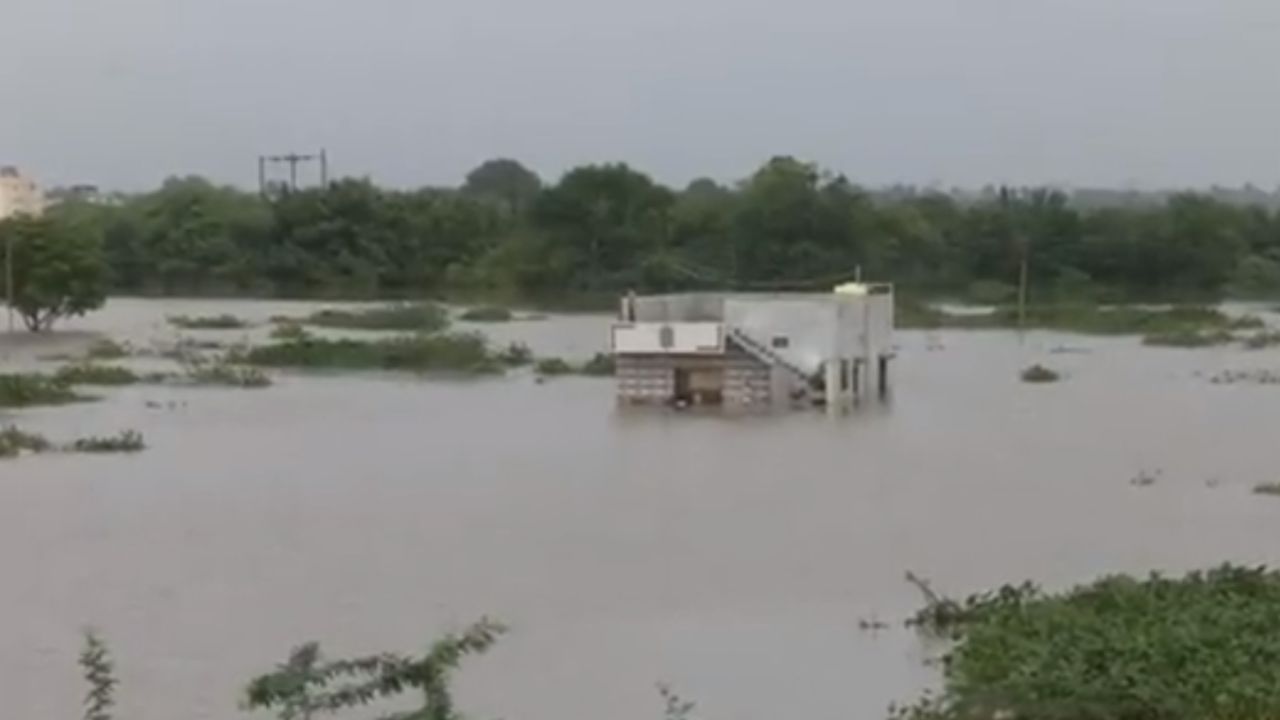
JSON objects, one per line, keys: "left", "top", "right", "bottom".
{"left": 725, "top": 326, "right": 813, "bottom": 400}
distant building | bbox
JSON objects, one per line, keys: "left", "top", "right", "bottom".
{"left": 0, "top": 167, "right": 46, "bottom": 220}
{"left": 611, "top": 284, "right": 896, "bottom": 411}
{"left": 45, "top": 184, "right": 105, "bottom": 206}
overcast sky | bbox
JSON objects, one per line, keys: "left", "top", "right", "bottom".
{"left": 2, "top": 0, "right": 1278, "bottom": 191}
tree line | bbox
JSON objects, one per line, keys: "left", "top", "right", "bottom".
{"left": 7, "top": 156, "right": 1280, "bottom": 322}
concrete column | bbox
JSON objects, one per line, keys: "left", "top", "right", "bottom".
{"left": 824, "top": 359, "right": 842, "bottom": 411}
{"left": 864, "top": 350, "right": 880, "bottom": 403}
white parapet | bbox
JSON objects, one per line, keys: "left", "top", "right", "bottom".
{"left": 611, "top": 322, "right": 725, "bottom": 355}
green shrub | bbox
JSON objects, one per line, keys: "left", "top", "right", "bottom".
{"left": 168, "top": 314, "right": 250, "bottom": 330}
{"left": 56, "top": 364, "right": 141, "bottom": 386}
{"left": 243, "top": 333, "right": 501, "bottom": 374}
{"left": 1019, "top": 364, "right": 1060, "bottom": 383}
{"left": 0, "top": 426, "right": 52, "bottom": 457}
{"left": 69, "top": 430, "right": 145, "bottom": 454}
{"left": 459, "top": 306, "right": 514, "bottom": 322}
{"left": 497, "top": 342, "right": 533, "bottom": 367}
{"left": 0, "top": 373, "right": 91, "bottom": 407}
{"left": 534, "top": 357, "right": 574, "bottom": 376}
{"left": 184, "top": 360, "right": 272, "bottom": 388}
{"left": 897, "top": 565, "right": 1280, "bottom": 720}
{"left": 579, "top": 353, "right": 616, "bottom": 376}
{"left": 269, "top": 322, "right": 310, "bottom": 341}
{"left": 1254, "top": 483, "right": 1280, "bottom": 496}
{"left": 86, "top": 338, "right": 130, "bottom": 359}
{"left": 304, "top": 303, "right": 448, "bottom": 332}
{"left": 1242, "top": 331, "right": 1280, "bottom": 350}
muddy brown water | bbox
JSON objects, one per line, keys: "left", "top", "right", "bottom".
{"left": 3, "top": 299, "right": 1280, "bottom": 720}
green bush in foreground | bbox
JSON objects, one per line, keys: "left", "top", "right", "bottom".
{"left": 168, "top": 314, "right": 250, "bottom": 330}
{"left": 242, "top": 333, "right": 501, "bottom": 374}
{"left": 0, "top": 373, "right": 92, "bottom": 407}
{"left": 246, "top": 618, "right": 504, "bottom": 720}
{"left": 305, "top": 303, "right": 449, "bottom": 332}
{"left": 897, "top": 565, "right": 1280, "bottom": 720}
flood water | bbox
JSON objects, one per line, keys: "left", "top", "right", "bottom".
{"left": 3, "top": 299, "right": 1280, "bottom": 720}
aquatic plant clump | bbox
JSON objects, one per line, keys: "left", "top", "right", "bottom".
{"left": 0, "top": 373, "right": 92, "bottom": 408}
{"left": 534, "top": 357, "right": 574, "bottom": 376}
{"left": 55, "top": 363, "right": 142, "bottom": 386}
{"left": 86, "top": 338, "right": 130, "bottom": 359}
{"left": 168, "top": 314, "right": 251, "bottom": 330}
{"left": 1019, "top": 364, "right": 1060, "bottom": 383}
{"left": 0, "top": 426, "right": 52, "bottom": 457}
{"left": 896, "top": 565, "right": 1280, "bottom": 720}
{"left": 69, "top": 430, "right": 146, "bottom": 454}
{"left": 242, "top": 333, "right": 502, "bottom": 374}
{"left": 304, "top": 303, "right": 449, "bottom": 332}
{"left": 183, "top": 359, "right": 272, "bottom": 388}
{"left": 1142, "top": 328, "right": 1234, "bottom": 348}
{"left": 459, "top": 306, "right": 515, "bottom": 322}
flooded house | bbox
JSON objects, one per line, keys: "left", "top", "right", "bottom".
{"left": 611, "top": 284, "right": 895, "bottom": 410}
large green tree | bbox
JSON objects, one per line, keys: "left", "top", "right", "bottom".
{"left": 0, "top": 215, "right": 107, "bottom": 332}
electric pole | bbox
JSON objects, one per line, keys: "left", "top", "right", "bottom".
{"left": 258, "top": 149, "right": 329, "bottom": 197}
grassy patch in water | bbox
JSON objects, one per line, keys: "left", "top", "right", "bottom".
{"left": 55, "top": 363, "right": 142, "bottom": 386}
{"left": 69, "top": 430, "right": 145, "bottom": 454}
{"left": 897, "top": 565, "right": 1280, "bottom": 720}
{"left": 1254, "top": 483, "right": 1280, "bottom": 496}
{"left": 269, "top": 321, "right": 311, "bottom": 341}
{"left": 1242, "top": 330, "right": 1280, "bottom": 350}
{"left": 0, "top": 374, "right": 93, "bottom": 408}
{"left": 534, "top": 353, "right": 616, "bottom": 377}
{"left": 496, "top": 342, "right": 533, "bottom": 367}
{"left": 168, "top": 314, "right": 250, "bottom": 330}
{"left": 534, "top": 357, "right": 574, "bottom": 376}
{"left": 304, "top": 303, "right": 449, "bottom": 332}
{"left": 86, "top": 338, "right": 130, "bottom": 360}
{"left": 1019, "top": 364, "right": 1060, "bottom": 383}
{"left": 0, "top": 426, "right": 52, "bottom": 457}
{"left": 182, "top": 358, "right": 272, "bottom": 388}
{"left": 459, "top": 306, "right": 514, "bottom": 322}
{"left": 241, "top": 333, "right": 500, "bottom": 374}
{"left": 1142, "top": 328, "right": 1235, "bottom": 348}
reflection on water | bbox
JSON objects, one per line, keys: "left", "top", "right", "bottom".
{"left": 2, "top": 299, "right": 1280, "bottom": 720}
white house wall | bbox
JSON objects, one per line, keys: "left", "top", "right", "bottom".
{"left": 611, "top": 322, "right": 724, "bottom": 355}
{"left": 723, "top": 298, "right": 840, "bottom": 374}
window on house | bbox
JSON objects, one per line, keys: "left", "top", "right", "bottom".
{"left": 771, "top": 336, "right": 789, "bottom": 349}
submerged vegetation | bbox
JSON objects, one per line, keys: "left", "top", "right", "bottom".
{"left": 182, "top": 358, "right": 272, "bottom": 388}
{"left": 86, "top": 338, "right": 130, "bottom": 360}
{"left": 1253, "top": 483, "right": 1280, "bottom": 496}
{"left": 56, "top": 363, "right": 142, "bottom": 386}
{"left": 0, "top": 426, "right": 53, "bottom": 457}
{"left": 896, "top": 565, "right": 1280, "bottom": 720}
{"left": 1019, "top": 364, "right": 1060, "bottom": 383}
{"left": 241, "top": 333, "right": 501, "bottom": 374}
{"left": 304, "top": 303, "right": 449, "bottom": 332}
{"left": 1, "top": 426, "right": 146, "bottom": 458}
{"left": 459, "top": 306, "right": 514, "bottom": 322}
{"left": 168, "top": 313, "right": 250, "bottom": 330}
{"left": 70, "top": 430, "right": 146, "bottom": 454}
{"left": 0, "top": 373, "right": 91, "bottom": 408}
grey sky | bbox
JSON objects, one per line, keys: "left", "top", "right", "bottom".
{"left": 3, "top": 0, "right": 1278, "bottom": 191}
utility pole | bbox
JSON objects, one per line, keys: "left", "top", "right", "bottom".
{"left": 258, "top": 149, "right": 329, "bottom": 197}
{"left": 5, "top": 232, "right": 13, "bottom": 333}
